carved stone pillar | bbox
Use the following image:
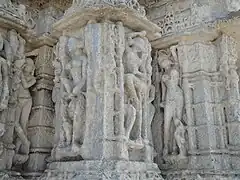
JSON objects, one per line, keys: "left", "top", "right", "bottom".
{"left": 23, "top": 45, "right": 55, "bottom": 179}
{"left": 40, "top": 0, "right": 163, "bottom": 179}
{"left": 153, "top": 33, "right": 240, "bottom": 179}
{"left": 177, "top": 40, "right": 227, "bottom": 173}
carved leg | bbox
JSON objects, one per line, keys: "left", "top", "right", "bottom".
{"left": 20, "top": 99, "right": 32, "bottom": 140}
{"left": 61, "top": 100, "right": 73, "bottom": 147}
{"left": 163, "top": 104, "right": 173, "bottom": 157}
{"left": 14, "top": 125, "right": 30, "bottom": 155}
{"left": 125, "top": 104, "right": 136, "bottom": 139}
{"left": 58, "top": 102, "right": 68, "bottom": 147}
{"left": 71, "top": 99, "right": 83, "bottom": 152}
{"left": 125, "top": 75, "right": 139, "bottom": 105}
{"left": 171, "top": 122, "right": 177, "bottom": 155}
{"left": 15, "top": 103, "right": 30, "bottom": 155}
{"left": 174, "top": 118, "right": 186, "bottom": 158}
{"left": 63, "top": 120, "right": 73, "bottom": 147}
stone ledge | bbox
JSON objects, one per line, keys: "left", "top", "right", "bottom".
{"left": 53, "top": 6, "right": 161, "bottom": 41}
{"left": 40, "top": 160, "right": 163, "bottom": 180}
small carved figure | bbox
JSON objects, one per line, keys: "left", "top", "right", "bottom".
{"left": 174, "top": 118, "right": 187, "bottom": 158}
{"left": 13, "top": 58, "right": 36, "bottom": 165}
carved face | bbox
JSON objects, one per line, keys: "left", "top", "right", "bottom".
{"left": 169, "top": 68, "right": 180, "bottom": 84}
{"left": 24, "top": 58, "right": 35, "bottom": 75}
{"left": 131, "top": 37, "right": 145, "bottom": 53}
{"left": 67, "top": 37, "right": 84, "bottom": 56}
{"left": 159, "top": 59, "right": 172, "bottom": 69}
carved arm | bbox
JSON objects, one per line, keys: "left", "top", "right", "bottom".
{"left": 21, "top": 73, "right": 36, "bottom": 89}
{"left": 61, "top": 77, "right": 73, "bottom": 94}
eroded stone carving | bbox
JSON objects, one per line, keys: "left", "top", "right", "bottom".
{"left": 13, "top": 58, "right": 36, "bottom": 165}
{"left": 0, "top": 0, "right": 36, "bottom": 29}
{"left": 0, "top": 122, "right": 5, "bottom": 156}
{"left": 155, "top": 46, "right": 187, "bottom": 165}
{"left": 54, "top": 35, "right": 87, "bottom": 159}
{"left": 123, "top": 31, "right": 150, "bottom": 148}
{"left": 0, "top": 33, "right": 9, "bottom": 111}
{"left": 123, "top": 30, "right": 156, "bottom": 163}
{"left": 226, "top": 0, "right": 240, "bottom": 12}
{"left": 69, "top": 0, "right": 146, "bottom": 16}
{"left": 50, "top": 42, "right": 62, "bottom": 160}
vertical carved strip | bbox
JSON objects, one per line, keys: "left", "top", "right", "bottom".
{"left": 24, "top": 46, "right": 54, "bottom": 178}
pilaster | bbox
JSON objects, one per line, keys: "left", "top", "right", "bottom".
{"left": 153, "top": 31, "right": 240, "bottom": 179}
{"left": 40, "top": 0, "right": 163, "bottom": 179}
{"left": 23, "top": 45, "right": 55, "bottom": 179}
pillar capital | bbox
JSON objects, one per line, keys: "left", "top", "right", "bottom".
{"left": 53, "top": 0, "right": 161, "bottom": 41}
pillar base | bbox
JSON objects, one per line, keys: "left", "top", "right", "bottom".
{"left": 39, "top": 160, "right": 163, "bottom": 180}
{"left": 164, "top": 169, "right": 240, "bottom": 180}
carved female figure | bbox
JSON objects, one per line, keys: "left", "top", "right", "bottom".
{"left": 123, "top": 31, "right": 149, "bottom": 147}
{"left": 13, "top": 58, "right": 36, "bottom": 164}
{"left": 60, "top": 37, "right": 87, "bottom": 153}
{"left": 161, "top": 68, "right": 185, "bottom": 157}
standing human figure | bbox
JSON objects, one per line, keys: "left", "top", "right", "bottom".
{"left": 162, "top": 68, "right": 184, "bottom": 157}
{"left": 13, "top": 58, "right": 36, "bottom": 164}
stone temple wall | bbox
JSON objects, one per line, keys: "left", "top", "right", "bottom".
{"left": 0, "top": 0, "right": 240, "bottom": 179}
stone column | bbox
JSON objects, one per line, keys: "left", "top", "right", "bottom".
{"left": 40, "top": 0, "right": 163, "bottom": 179}
{"left": 161, "top": 37, "right": 234, "bottom": 179}
{"left": 23, "top": 45, "right": 55, "bottom": 179}
{"left": 219, "top": 34, "right": 240, "bottom": 172}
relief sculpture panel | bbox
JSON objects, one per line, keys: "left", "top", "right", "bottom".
{"left": 52, "top": 35, "right": 87, "bottom": 161}
{"left": 0, "top": 28, "right": 36, "bottom": 176}
{"left": 1, "top": 0, "right": 240, "bottom": 179}
{"left": 123, "top": 30, "right": 156, "bottom": 162}
{"left": 153, "top": 46, "right": 188, "bottom": 167}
